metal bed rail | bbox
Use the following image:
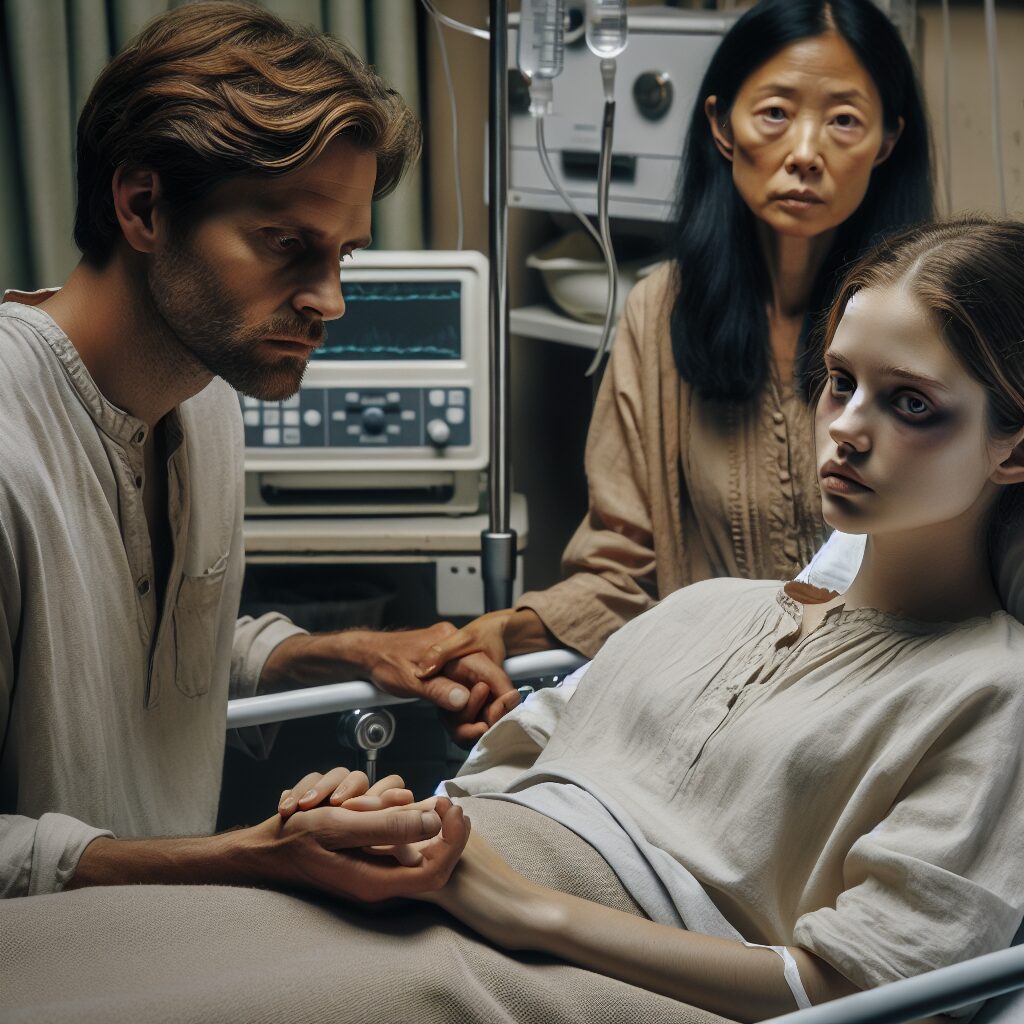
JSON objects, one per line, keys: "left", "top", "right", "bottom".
{"left": 225, "top": 648, "right": 588, "bottom": 729}
{"left": 762, "top": 944, "right": 1024, "bottom": 1024}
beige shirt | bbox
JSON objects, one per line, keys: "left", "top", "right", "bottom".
{"left": 456, "top": 577, "right": 1024, "bottom": 992}
{"left": 518, "top": 264, "right": 827, "bottom": 658}
{"left": 0, "top": 297, "right": 303, "bottom": 897}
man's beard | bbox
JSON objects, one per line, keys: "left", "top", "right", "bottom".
{"left": 145, "top": 234, "right": 323, "bottom": 401}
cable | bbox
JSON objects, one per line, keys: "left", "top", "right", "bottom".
{"left": 940, "top": 0, "right": 953, "bottom": 215}
{"left": 419, "top": 0, "right": 489, "bottom": 41}
{"left": 983, "top": 0, "right": 1006, "bottom": 216}
{"left": 427, "top": 4, "right": 465, "bottom": 249}
{"left": 535, "top": 117, "right": 605, "bottom": 254}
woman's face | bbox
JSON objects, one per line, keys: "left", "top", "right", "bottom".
{"left": 708, "top": 32, "right": 900, "bottom": 239}
{"left": 814, "top": 286, "right": 1014, "bottom": 538}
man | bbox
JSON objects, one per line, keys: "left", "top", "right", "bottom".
{"left": 0, "top": 2, "right": 516, "bottom": 900}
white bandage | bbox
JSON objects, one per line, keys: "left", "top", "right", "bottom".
{"left": 743, "top": 941, "right": 812, "bottom": 1011}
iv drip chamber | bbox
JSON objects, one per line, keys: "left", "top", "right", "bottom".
{"left": 518, "top": 0, "right": 566, "bottom": 116}
{"left": 585, "top": 0, "right": 628, "bottom": 59}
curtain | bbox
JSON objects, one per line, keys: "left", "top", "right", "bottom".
{"left": 0, "top": 0, "right": 425, "bottom": 288}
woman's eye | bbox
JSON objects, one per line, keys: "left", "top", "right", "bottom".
{"left": 832, "top": 112, "right": 861, "bottom": 130}
{"left": 829, "top": 373, "right": 854, "bottom": 397}
{"left": 761, "top": 106, "right": 787, "bottom": 123}
{"left": 894, "top": 392, "right": 931, "bottom": 417}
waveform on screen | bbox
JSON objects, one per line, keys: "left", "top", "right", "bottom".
{"left": 317, "top": 322, "right": 460, "bottom": 360}
{"left": 345, "top": 284, "right": 462, "bottom": 303}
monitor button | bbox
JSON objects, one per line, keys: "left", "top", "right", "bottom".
{"left": 428, "top": 389, "right": 446, "bottom": 407}
{"left": 303, "top": 408, "right": 323, "bottom": 428}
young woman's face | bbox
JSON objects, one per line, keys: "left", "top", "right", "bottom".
{"left": 710, "top": 32, "right": 898, "bottom": 239}
{"left": 815, "top": 286, "right": 1011, "bottom": 537}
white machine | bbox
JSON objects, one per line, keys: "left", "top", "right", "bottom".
{"left": 508, "top": 6, "right": 734, "bottom": 222}
{"left": 239, "top": 250, "right": 489, "bottom": 516}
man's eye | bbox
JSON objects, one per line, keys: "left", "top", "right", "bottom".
{"left": 268, "top": 234, "right": 303, "bottom": 254}
{"left": 894, "top": 393, "right": 931, "bottom": 417}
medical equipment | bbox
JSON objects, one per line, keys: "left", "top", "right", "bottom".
{"left": 239, "top": 250, "right": 489, "bottom": 517}
{"left": 517, "top": 0, "right": 565, "bottom": 116}
{"left": 507, "top": 8, "right": 735, "bottom": 222}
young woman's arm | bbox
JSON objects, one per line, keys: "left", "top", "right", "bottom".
{"left": 424, "top": 832, "right": 859, "bottom": 1024}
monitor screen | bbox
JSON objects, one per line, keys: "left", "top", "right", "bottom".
{"left": 313, "top": 279, "right": 462, "bottom": 361}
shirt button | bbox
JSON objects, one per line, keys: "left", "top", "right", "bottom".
{"left": 772, "top": 412, "right": 785, "bottom": 425}
{"left": 137, "top": 577, "right": 151, "bottom": 596}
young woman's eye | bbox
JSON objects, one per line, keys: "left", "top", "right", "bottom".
{"left": 893, "top": 392, "right": 931, "bottom": 418}
{"left": 828, "top": 372, "right": 854, "bottom": 398}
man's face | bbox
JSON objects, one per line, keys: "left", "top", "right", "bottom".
{"left": 146, "top": 137, "right": 376, "bottom": 400}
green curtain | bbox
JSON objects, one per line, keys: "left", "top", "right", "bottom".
{"left": 0, "top": 0, "right": 425, "bottom": 288}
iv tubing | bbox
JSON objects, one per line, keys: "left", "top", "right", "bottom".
{"left": 983, "top": 0, "right": 1006, "bottom": 216}
{"left": 940, "top": 0, "right": 953, "bottom": 215}
{"left": 420, "top": 0, "right": 489, "bottom": 41}
{"left": 585, "top": 59, "right": 619, "bottom": 377}
{"left": 535, "top": 117, "right": 605, "bottom": 255}
{"left": 424, "top": 0, "right": 465, "bottom": 249}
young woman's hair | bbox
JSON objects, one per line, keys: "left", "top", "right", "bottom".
{"left": 74, "top": 1, "right": 421, "bottom": 265}
{"left": 668, "top": 0, "right": 933, "bottom": 403}
{"left": 824, "top": 217, "right": 1024, "bottom": 532}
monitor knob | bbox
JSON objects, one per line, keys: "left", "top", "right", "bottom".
{"left": 362, "top": 406, "right": 385, "bottom": 434}
{"left": 633, "top": 71, "right": 673, "bottom": 121}
{"left": 427, "top": 418, "right": 451, "bottom": 447}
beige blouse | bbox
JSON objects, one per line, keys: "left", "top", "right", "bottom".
{"left": 517, "top": 263, "right": 828, "bottom": 658}
{"left": 459, "top": 577, "right": 1024, "bottom": 994}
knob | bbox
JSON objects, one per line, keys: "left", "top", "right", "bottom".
{"left": 302, "top": 407, "right": 323, "bottom": 428}
{"left": 633, "top": 71, "right": 673, "bottom": 121}
{"left": 362, "top": 406, "right": 385, "bottom": 434}
{"left": 427, "top": 418, "right": 451, "bottom": 447}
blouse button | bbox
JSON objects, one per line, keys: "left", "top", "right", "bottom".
{"left": 137, "top": 577, "right": 151, "bottom": 596}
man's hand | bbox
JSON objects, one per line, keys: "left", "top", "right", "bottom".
{"left": 261, "top": 795, "right": 470, "bottom": 903}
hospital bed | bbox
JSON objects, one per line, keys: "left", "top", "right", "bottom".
{"left": 224, "top": 643, "right": 1024, "bottom": 1024}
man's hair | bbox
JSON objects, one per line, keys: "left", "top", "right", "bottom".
{"left": 74, "top": 1, "right": 421, "bottom": 264}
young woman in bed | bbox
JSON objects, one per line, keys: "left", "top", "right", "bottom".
{"left": 396, "top": 218, "right": 1024, "bottom": 1022}
{"left": 419, "top": 0, "right": 935, "bottom": 727}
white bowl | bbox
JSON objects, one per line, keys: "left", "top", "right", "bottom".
{"left": 526, "top": 230, "right": 663, "bottom": 324}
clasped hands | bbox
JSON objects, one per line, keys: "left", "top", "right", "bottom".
{"left": 266, "top": 766, "right": 543, "bottom": 950}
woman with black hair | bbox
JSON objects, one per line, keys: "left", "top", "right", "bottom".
{"left": 420, "top": 0, "right": 935, "bottom": 701}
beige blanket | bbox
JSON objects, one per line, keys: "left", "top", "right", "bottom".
{"left": 0, "top": 798, "right": 734, "bottom": 1024}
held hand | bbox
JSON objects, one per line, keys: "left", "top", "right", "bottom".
{"left": 261, "top": 796, "right": 471, "bottom": 903}
{"left": 278, "top": 767, "right": 413, "bottom": 820}
{"left": 416, "top": 610, "right": 516, "bottom": 677}
{"left": 358, "top": 623, "right": 517, "bottom": 715}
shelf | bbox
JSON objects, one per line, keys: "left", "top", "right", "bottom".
{"left": 510, "top": 305, "right": 612, "bottom": 351}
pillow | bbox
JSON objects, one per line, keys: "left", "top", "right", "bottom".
{"left": 798, "top": 526, "right": 1024, "bottom": 624}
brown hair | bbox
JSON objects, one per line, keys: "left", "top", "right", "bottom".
{"left": 822, "top": 217, "right": 1024, "bottom": 532}
{"left": 74, "top": 1, "right": 421, "bottom": 264}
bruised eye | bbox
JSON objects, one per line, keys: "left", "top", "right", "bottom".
{"left": 828, "top": 372, "right": 854, "bottom": 398}
{"left": 893, "top": 392, "right": 931, "bottom": 418}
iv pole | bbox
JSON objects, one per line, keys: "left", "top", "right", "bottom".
{"left": 481, "top": 0, "right": 517, "bottom": 611}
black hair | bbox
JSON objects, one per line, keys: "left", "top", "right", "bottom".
{"left": 667, "top": 0, "right": 933, "bottom": 402}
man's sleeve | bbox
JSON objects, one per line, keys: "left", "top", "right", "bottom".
{"left": 230, "top": 612, "right": 307, "bottom": 701}
{"left": 0, "top": 518, "right": 111, "bottom": 897}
